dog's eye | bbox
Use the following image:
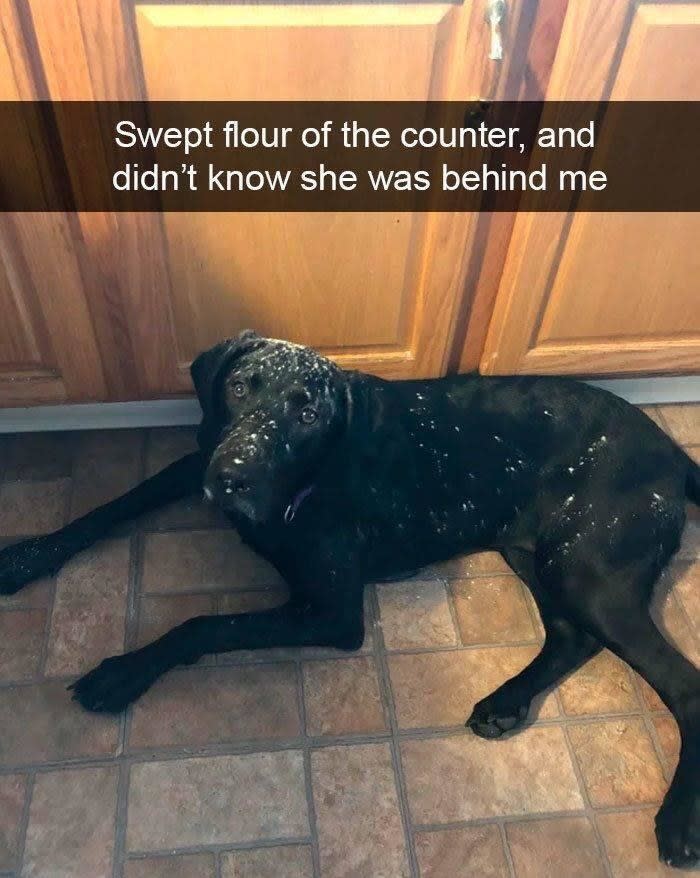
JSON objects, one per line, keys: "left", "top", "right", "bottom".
{"left": 231, "top": 381, "right": 247, "bottom": 399}
{"left": 300, "top": 406, "right": 317, "bottom": 425}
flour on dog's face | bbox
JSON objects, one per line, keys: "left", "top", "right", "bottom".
{"left": 202, "top": 336, "right": 348, "bottom": 522}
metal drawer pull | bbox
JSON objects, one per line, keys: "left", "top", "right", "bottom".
{"left": 486, "top": 0, "right": 506, "bottom": 61}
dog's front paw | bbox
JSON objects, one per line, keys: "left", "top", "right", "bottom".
{"left": 466, "top": 694, "right": 530, "bottom": 739}
{"left": 656, "top": 787, "right": 699, "bottom": 869}
{"left": 68, "top": 653, "right": 160, "bottom": 714}
{"left": 0, "top": 536, "right": 65, "bottom": 595}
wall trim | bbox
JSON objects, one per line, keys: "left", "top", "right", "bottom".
{"left": 0, "top": 376, "right": 698, "bottom": 433}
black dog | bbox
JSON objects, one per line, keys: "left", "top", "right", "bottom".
{"left": 0, "top": 331, "right": 698, "bottom": 867}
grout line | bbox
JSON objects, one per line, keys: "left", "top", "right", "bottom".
{"left": 497, "top": 821, "right": 517, "bottom": 878}
{"left": 369, "top": 585, "right": 420, "bottom": 878}
{"left": 112, "top": 762, "right": 131, "bottom": 878}
{"left": 14, "top": 771, "right": 35, "bottom": 877}
{"left": 629, "top": 670, "right": 676, "bottom": 785}
{"left": 125, "top": 835, "right": 314, "bottom": 860}
{"left": 442, "top": 577, "right": 464, "bottom": 647}
{"left": 296, "top": 659, "right": 322, "bottom": 878}
{"left": 411, "top": 801, "right": 662, "bottom": 835}
{"left": 560, "top": 725, "right": 614, "bottom": 878}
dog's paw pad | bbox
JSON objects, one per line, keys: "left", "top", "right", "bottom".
{"left": 466, "top": 699, "right": 529, "bottom": 739}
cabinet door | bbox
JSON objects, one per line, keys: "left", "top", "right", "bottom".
{"left": 481, "top": 1, "right": 700, "bottom": 376}
{"left": 29, "top": 0, "right": 487, "bottom": 394}
{"left": 0, "top": 0, "right": 106, "bottom": 406}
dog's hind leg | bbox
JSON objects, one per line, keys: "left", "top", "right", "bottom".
{"left": 557, "top": 561, "right": 699, "bottom": 869}
{"left": 467, "top": 548, "right": 600, "bottom": 739}
{"left": 0, "top": 452, "right": 204, "bottom": 595}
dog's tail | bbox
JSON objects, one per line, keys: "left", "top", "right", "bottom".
{"left": 683, "top": 449, "right": 700, "bottom": 505}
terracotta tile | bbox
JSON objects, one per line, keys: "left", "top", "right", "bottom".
{"left": 451, "top": 576, "right": 536, "bottom": 644}
{"left": 0, "top": 479, "right": 69, "bottom": 537}
{"left": 127, "top": 751, "right": 308, "bottom": 850}
{"left": 388, "top": 647, "right": 558, "bottom": 730}
{"left": 0, "top": 774, "right": 27, "bottom": 871}
{"left": 557, "top": 650, "right": 638, "bottom": 716}
{"left": 0, "top": 609, "right": 45, "bottom": 681}
{"left": 520, "top": 587, "right": 546, "bottom": 639}
{"left": 377, "top": 579, "right": 457, "bottom": 650}
{"left": 23, "top": 766, "right": 117, "bottom": 878}
{"left": 124, "top": 853, "right": 216, "bottom": 878}
{"left": 505, "top": 817, "right": 606, "bottom": 878}
{"left": 145, "top": 426, "right": 200, "bottom": 476}
{"left": 649, "top": 583, "right": 700, "bottom": 667}
{"left": 220, "top": 845, "right": 313, "bottom": 878}
{"left": 217, "top": 589, "right": 289, "bottom": 615}
{"left": 128, "top": 664, "right": 300, "bottom": 749}
{"left": 401, "top": 728, "right": 584, "bottom": 823}
{"left": 567, "top": 719, "right": 666, "bottom": 807}
{"left": 0, "top": 680, "right": 119, "bottom": 765}
{"left": 69, "top": 429, "right": 144, "bottom": 519}
{"left": 142, "top": 496, "right": 229, "bottom": 530}
{"left": 597, "top": 809, "right": 696, "bottom": 877}
{"left": 432, "top": 550, "right": 512, "bottom": 578}
{"left": 3, "top": 431, "right": 75, "bottom": 480}
{"left": 0, "top": 575, "right": 53, "bottom": 610}
{"left": 667, "top": 561, "right": 699, "bottom": 638}
{"left": 637, "top": 675, "right": 668, "bottom": 713}
{"left": 303, "top": 657, "right": 385, "bottom": 736}
{"left": 44, "top": 538, "right": 130, "bottom": 677}
{"left": 142, "top": 428, "right": 229, "bottom": 529}
{"left": 141, "top": 530, "right": 284, "bottom": 593}
{"left": 311, "top": 743, "right": 409, "bottom": 878}
{"left": 652, "top": 715, "right": 681, "bottom": 771}
{"left": 414, "top": 826, "right": 509, "bottom": 878}
{"left": 135, "top": 593, "right": 217, "bottom": 650}
{"left": 677, "top": 507, "right": 699, "bottom": 560}
{"left": 641, "top": 406, "right": 667, "bottom": 429}
{"left": 217, "top": 589, "right": 375, "bottom": 662}
{"left": 656, "top": 404, "right": 700, "bottom": 445}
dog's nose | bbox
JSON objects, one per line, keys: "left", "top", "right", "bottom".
{"left": 217, "top": 471, "right": 250, "bottom": 496}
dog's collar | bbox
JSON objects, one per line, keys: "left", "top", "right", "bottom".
{"left": 284, "top": 484, "right": 315, "bottom": 524}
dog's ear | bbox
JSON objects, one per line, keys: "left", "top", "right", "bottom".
{"left": 190, "top": 329, "right": 261, "bottom": 453}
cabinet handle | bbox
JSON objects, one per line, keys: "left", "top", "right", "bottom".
{"left": 486, "top": 0, "right": 506, "bottom": 61}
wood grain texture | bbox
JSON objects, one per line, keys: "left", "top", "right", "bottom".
{"left": 480, "top": 0, "right": 700, "bottom": 377}
{"left": 0, "top": 0, "right": 107, "bottom": 407}
{"left": 132, "top": 1, "right": 480, "bottom": 381}
{"left": 27, "top": 0, "right": 182, "bottom": 399}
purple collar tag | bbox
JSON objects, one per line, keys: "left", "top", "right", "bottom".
{"left": 284, "top": 485, "right": 315, "bottom": 524}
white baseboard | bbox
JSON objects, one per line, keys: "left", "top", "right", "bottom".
{"left": 0, "top": 376, "right": 698, "bottom": 434}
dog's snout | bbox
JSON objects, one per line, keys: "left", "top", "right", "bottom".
{"left": 217, "top": 471, "right": 250, "bottom": 496}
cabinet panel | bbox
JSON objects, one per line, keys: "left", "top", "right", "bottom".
{"left": 131, "top": 2, "right": 474, "bottom": 379}
{"left": 481, "top": 0, "right": 700, "bottom": 376}
{"left": 0, "top": 0, "right": 106, "bottom": 406}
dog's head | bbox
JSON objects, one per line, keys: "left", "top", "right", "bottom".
{"left": 191, "top": 330, "right": 351, "bottom": 523}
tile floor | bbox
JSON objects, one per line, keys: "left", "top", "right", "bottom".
{"left": 0, "top": 403, "right": 698, "bottom": 878}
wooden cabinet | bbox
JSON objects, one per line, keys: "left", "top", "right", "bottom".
{"left": 0, "top": 0, "right": 107, "bottom": 405}
{"left": 480, "top": 1, "right": 700, "bottom": 376}
{"left": 0, "top": 0, "right": 697, "bottom": 408}
{"left": 22, "top": 0, "right": 511, "bottom": 400}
